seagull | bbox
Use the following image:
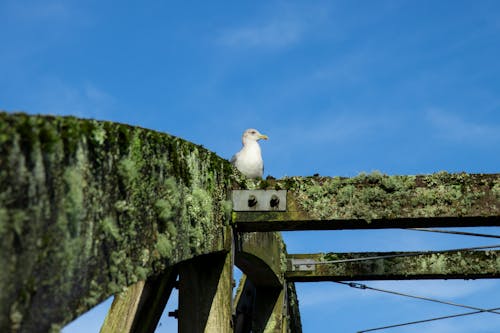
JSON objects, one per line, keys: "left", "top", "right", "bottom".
{"left": 230, "top": 128, "right": 268, "bottom": 179}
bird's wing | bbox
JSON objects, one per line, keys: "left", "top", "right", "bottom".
{"left": 230, "top": 153, "right": 237, "bottom": 164}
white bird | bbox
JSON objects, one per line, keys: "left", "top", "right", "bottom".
{"left": 230, "top": 128, "right": 268, "bottom": 179}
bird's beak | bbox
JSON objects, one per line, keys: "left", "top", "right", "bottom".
{"left": 259, "top": 134, "right": 268, "bottom": 140}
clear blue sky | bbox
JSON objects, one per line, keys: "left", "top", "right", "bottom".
{"left": 2, "top": 1, "right": 500, "bottom": 332}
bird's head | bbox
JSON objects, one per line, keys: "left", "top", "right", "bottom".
{"left": 242, "top": 128, "right": 268, "bottom": 144}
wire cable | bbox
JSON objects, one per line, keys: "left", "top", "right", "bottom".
{"left": 356, "top": 307, "right": 500, "bottom": 332}
{"left": 334, "top": 281, "right": 500, "bottom": 332}
{"left": 335, "top": 281, "right": 500, "bottom": 315}
{"left": 298, "top": 244, "right": 500, "bottom": 265}
{"left": 405, "top": 228, "right": 500, "bottom": 239}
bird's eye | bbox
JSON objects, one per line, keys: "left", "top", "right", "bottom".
{"left": 251, "top": 130, "right": 256, "bottom": 134}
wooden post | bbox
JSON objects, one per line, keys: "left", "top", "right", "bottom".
{"left": 100, "top": 266, "right": 178, "bottom": 333}
{"left": 234, "top": 275, "right": 286, "bottom": 333}
{"left": 178, "top": 252, "right": 233, "bottom": 333}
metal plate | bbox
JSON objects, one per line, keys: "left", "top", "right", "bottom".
{"left": 231, "top": 190, "right": 287, "bottom": 212}
{"left": 289, "top": 258, "right": 316, "bottom": 271}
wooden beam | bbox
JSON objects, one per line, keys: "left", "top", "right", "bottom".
{"left": 233, "top": 173, "right": 500, "bottom": 231}
{"left": 233, "top": 232, "right": 303, "bottom": 332}
{"left": 100, "top": 266, "right": 178, "bottom": 333}
{"left": 235, "top": 232, "right": 284, "bottom": 288}
{"left": 0, "top": 112, "right": 238, "bottom": 331}
{"left": 178, "top": 252, "right": 233, "bottom": 333}
{"left": 233, "top": 275, "right": 286, "bottom": 333}
{"left": 234, "top": 215, "right": 500, "bottom": 232}
{"left": 285, "top": 282, "right": 303, "bottom": 333}
{"left": 286, "top": 251, "right": 500, "bottom": 282}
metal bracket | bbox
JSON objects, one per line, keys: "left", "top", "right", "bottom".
{"left": 289, "top": 258, "right": 316, "bottom": 272}
{"left": 231, "top": 190, "right": 287, "bottom": 212}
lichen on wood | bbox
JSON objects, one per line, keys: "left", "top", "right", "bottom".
{"left": 236, "top": 231, "right": 285, "bottom": 287}
{"left": 288, "top": 172, "right": 500, "bottom": 220}
{"left": 287, "top": 251, "right": 500, "bottom": 281}
{"left": 233, "top": 172, "right": 500, "bottom": 231}
{"left": 0, "top": 112, "right": 236, "bottom": 332}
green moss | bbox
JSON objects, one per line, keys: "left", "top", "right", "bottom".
{"left": 283, "top": 171, "right": 495, "bottom": 221}
{"left": 134, "top": 266, "right": 148, "bottom": 281}
{"left": 155, "top": 199, "right": 176, "bottom": 223}
{"left": 11, "top": 210, "right": 28, "bottom": 237}
{"left": 223, "top": 200, "right": 233, "bottom": 223}
{"left": 324, "top": 253, "right": 340, "bottom": 261}
{"left": 92, "top": 123, "right": 107, "bottom": 145}
{"left": 0, "top": 115, "right": 10, "bottom": 144}
{"left": 108, "top": 250, "right": 132, "bottom": 286}
{"left": 279, "top": 237, "right": 288, "bottom": 278}
{"left": 493, "top": 182, "right": 500, "bottom": 198}
{"left": 154, "top": 177, "right": 181, "bottom": 225}
{"left": 156, "top": 233, "right": 173, "bottom": 258}
{"left": 49, "top": 323, "right": 62, "bottom": 333}
{"left": 117, "top": 157, "right": 139, "bottom": 186}
{"left": 140, "top": 248, "right": 150, "bottom": 265}
{"left": 0, "top": 208, "right": 8, "bottom": 235}
{"left": 166, "top": 221, "right": 177, "bottom": 238}
{"left": 0, "top": 112, "right": 233, "bottom": 331}
{"left": 114, "top": 200, "right": 133, "bottom": 213}
{"left": 9, "top": 303, "right": 22, "bottom": 331}
{"left": 187, "top": 188, "right": 212, "bottom": 225}
{"left": 101, "top": 216, "right": 121, "bottom": 241}
{"left": 63, "top": 165, "right": 85, "bottom": 237}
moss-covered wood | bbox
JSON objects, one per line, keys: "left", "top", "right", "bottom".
{"left": 286, "top": 281, "right": 302, "bottom": 333}
{"left": 0, "top": 112, "right": 236, "bottom": 332}
{"left": 7, "top": 112, "right": 499, "bottom": 332}
{"left": 235, "top": 232, "right": 285, "bottom": 288}
{"left": 233, "top": 275, "right": 302, "bottom": 333}
{"left": 233, "top": 232, "right": 302, "bottom": 332}
{"left": 287, "top": 251, "right": 500, "bottom": 281}
{"left": 178, "top": 252, "right": 233, "bottom": 333}
{"left": 234, "top": 173, "right": 500, "bottom": 231}
{"left": 100, "top": 266, "right": 178, "bottom": 333}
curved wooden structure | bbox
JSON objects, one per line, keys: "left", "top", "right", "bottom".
{"left": 0, "top": 112, "right": 239, "bottom": 331}
{"left": 1, "top": 112, "right": 499, "bottom": 333}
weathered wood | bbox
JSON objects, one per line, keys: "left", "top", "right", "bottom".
{"left": 233, "top": 173, "right": 500, "bottom": 231}
{"left": 235, "top": 215, "right": 500, "bottom": 231}
{"left": 0, "top": 112, "right": 238, "bottom": 332}
{"left": 286, "top": 282, "right": 302, "bottom": 333}
{"left": 233, "top": 275, "right": 285, "bottom": 333}
{"left": 100, "top": 281, "right": 146, "bottom": 333}
{"left": 233, "top": 274, "right": 252, "bottom": 333}
{"left": 235, "top": 232, "right": 284, "bottom": 288}
{"left": 100, "top": 266, "right": 178, "bottom": 333}
{"left": 8, "top": 112, "right": 500, "bottom": 333}
{"left": 234, "top": 232, "right": 302, "bottom": 332}
{"left": 287, "top": 251, "right": 500, "bottom": 282}
{"left": 178, "top": 252, "right": 233, "bottom": 333}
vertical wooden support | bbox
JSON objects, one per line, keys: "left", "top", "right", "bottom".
{"left": 286, "top": 282, "right": 302, "bottom": 333}
{"left": 100, "top": 266, "right": 178, "bottom": 333}
{"left": 234, "top": 275, "right": 286, "bottom": 333}
{"left": 178, "top": 252, "right": 233, "bottom": 333}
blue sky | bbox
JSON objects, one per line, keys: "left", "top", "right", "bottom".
{"left": 2, "top": 0, "right": 500, "bottom": 332}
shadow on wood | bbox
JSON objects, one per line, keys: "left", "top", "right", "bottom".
{"left": 178, "top": 252, "right": 233, "bottom": 333}
{"left": 234, "top": 275, "right": 284, "bottom": 333}
{"left": 100, "top": 266, "right": 178, "bottom": 333}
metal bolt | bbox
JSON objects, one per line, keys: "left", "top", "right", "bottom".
{"left": 168, "top": 310, "right": 179, "bottom": 319}
{"left": 270, "top": 194, "right": 280, "bottom": 208}
{"left": 248, "top": 195, "right": 257, "bottom": 207}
